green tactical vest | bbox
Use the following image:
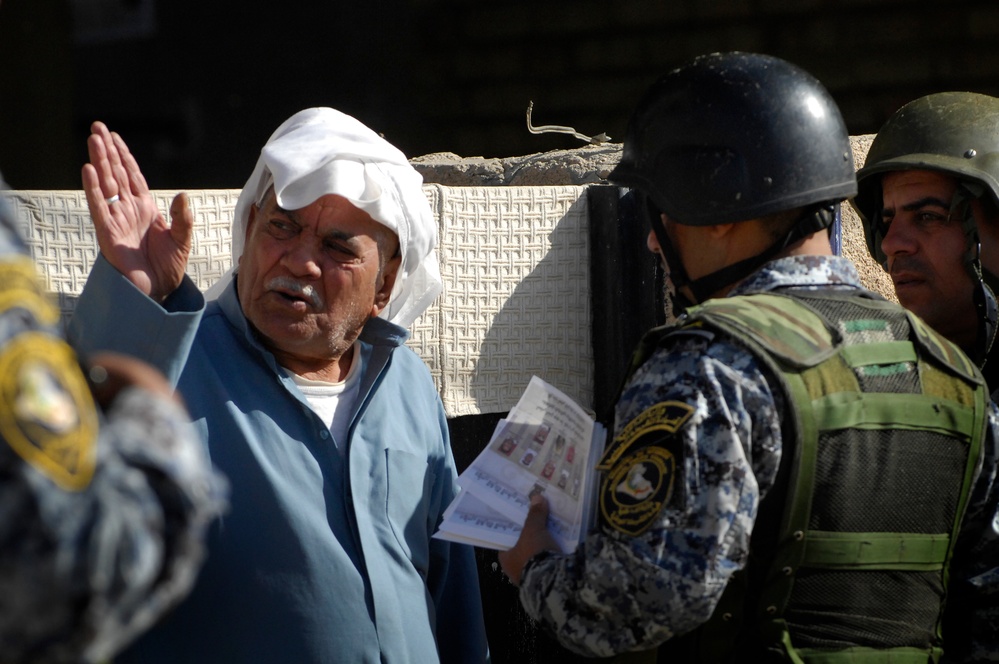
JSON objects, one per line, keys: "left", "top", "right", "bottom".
{"left": 611, "top": 291, "right": 987, "bottom": 664}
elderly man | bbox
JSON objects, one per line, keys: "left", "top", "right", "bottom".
{"left": 499, "top": 53, "right": 999, "bottom": 662}
{"left": 68, "top": 108, "right": 488, "bottom": 663}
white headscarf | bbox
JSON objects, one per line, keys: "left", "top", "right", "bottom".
{"left": 205, "top": 107, "right": 441, "bottom": 329}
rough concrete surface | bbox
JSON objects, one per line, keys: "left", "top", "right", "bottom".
{"left": 413, "top": 135, "right": 896, "bottom": 302}
{"left": 411, "top": 144, "right": 623, "bottom": 187}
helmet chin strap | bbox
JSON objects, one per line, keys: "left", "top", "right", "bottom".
{"left": 643, "top": 196, "right": 697, "bottom": 316}
{"left": 644, "top": 198, "right": 835, "bottom": 312}
{"left": 951, "top": 182, "right": 998, "bottom": 367}
{"left": 976, "top": 270, "right": 998, "bottom": 368}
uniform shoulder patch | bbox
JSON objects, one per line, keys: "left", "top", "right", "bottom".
{"left": 0, "top": 332, "right": 98, "bottom": 490}
{"left": 597, "top": 401, "right": 693, "bottom": 536}
{"left": 0, "top": 256, "right": 60, "bottom": 325}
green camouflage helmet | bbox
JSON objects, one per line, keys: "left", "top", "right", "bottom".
{"left": 853, "top": 91, "right": 999, "bottom": 266}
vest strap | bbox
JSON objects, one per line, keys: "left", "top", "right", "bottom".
{"left": 793, "top": 644, "right": 941, "bottom": 664}
{"left": 812, "top": 392, "right": 977, "bottom": 438}
{"left": 802, "top": 530, "right": 950, "bottom": 568}
{"left": 839, "top": 341, "right": 916, "bottom": 367}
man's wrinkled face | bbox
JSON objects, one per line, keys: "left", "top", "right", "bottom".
{"left": 236, "top": 191, "right": 399, "bottom": 369}
{"left": 880, "top": 169, "right": 977, "bottom": 348}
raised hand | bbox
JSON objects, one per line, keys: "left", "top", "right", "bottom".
{"left": 81, "top": 121, "right": 193, "bottom": 302}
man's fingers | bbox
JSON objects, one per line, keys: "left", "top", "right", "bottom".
{"left": 86, "top": 122, "right": 138, "bottom": 222}
{"left": 86, "top": 131, "right": 117, "bottom": 199}
{"left": 91, "top": 122, "right": 121, "bottom": 186}
{"left": 113, "top": 131, "right": 152, "bottom": 198}
{"left": 81, "top": 163, "right": 102, "bottom": 210}
{"left": 81, "top": 162, "right": 117, "bottom": 248}
{"left": 524, "top": 492, "right": 550, "bottom": 529}
{"left": 169, "top": 193, "right": 195, "bottom": 253}
{"left": 96, "top": 122, "right": 125, "bottom": 175}
{"left": 497, "top": 493, "right": 556, "bottom": 587}
{"left": 90, "top": 122, "right": 141, "bottom": 215}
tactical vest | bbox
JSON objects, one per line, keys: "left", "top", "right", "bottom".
{"left": 615, "top": 291, "right": 987, "bottom": 664}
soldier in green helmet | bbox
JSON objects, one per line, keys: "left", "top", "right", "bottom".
{"left": 853, "top": 92, "right": 999, "bottom": 392}
{"left": 852, "top": 90, "right": 999, "bottom": 663}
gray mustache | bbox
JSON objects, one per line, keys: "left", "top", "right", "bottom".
{"left": 267, "top": 277, "right": 324, "bottom": 309}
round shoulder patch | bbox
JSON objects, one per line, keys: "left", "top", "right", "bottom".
{"left": 0, "top": 256, "right": 60, "bottom": 326}
{"left": 0, "top": 332, "right": 98, "bottom": 490}
{"left": 597, "top": 401, "right": 693, "bottom": 536}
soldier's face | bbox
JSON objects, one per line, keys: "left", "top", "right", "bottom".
{"left": 880, "top": 169, "right": 978, "bottom": 349}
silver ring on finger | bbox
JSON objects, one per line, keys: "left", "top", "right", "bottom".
{"left": 105, "top": 194, "right": 120, "bottom": 205}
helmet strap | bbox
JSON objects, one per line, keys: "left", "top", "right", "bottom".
{"left": 952, "top": 182, "right": 999, "bottom": 366}
{"left": 974, "top": 277, "right": 998, "bottom": 368}
{"left": 643, "top": 196, "right": 697, "bottom": 316}
{"left": 683, "top": 204, "right": 837, "bottom": 303}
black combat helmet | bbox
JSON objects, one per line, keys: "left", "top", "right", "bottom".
{"left": 609, "top": 51, "right": 856, "bottom": 227}
{"left": 609, "top": 52, "right": 855, "bottom": 306}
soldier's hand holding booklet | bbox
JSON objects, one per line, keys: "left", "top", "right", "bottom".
{"left": 433, "top": 376, "right": 606, "bottom": 553}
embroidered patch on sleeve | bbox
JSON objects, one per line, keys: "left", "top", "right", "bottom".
{"left": 0, "top": 257, "right": 60, "bottom": 326}
{"left": 597, "top": 401, "right": 694, "bottom": 536}
{"left": 0, "top": 332, "right": 98, "bottom": 490}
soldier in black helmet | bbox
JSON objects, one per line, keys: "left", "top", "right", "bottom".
{"left": 853, "top": 92, "right": 999, "bottom": 394}
{"left": 499, "top": 52, "right": 999, "bottom": 663}
{"left": 852, "top": 90, "right": 999, "bottom": 663}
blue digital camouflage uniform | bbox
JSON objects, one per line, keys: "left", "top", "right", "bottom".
{"left": 518, "top": 254, "right": 999, "bottom": 659}
{"left": 0, "top": 191, "right": 227, "bottom": 663}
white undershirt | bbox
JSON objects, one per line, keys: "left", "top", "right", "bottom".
{"left": 286, "top": 343, "right": 362, "bottom": 455}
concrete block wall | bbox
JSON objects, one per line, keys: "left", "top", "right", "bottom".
{"left": 413, "top": 134, "right": 896, "bottom": 304}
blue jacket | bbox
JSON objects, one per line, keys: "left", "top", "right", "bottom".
{"left": 69, "top": 256, "right": 488, "bottom": 664}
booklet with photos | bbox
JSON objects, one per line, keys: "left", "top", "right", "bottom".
{"left": 434, "top": 376, "right": 607, "bottom": 553}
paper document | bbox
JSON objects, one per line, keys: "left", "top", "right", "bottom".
{"left": 434, "top": 376, "right": 606, "bottom": 553}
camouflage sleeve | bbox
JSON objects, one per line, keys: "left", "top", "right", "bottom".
{"left": 0, "top": 225, "right": 227, "bottom": 663}
{"left": 519, "top": 330, "right": 783, "bottom": 657}
{"left": 942, "top": 403, "right": 999, "bottom": 663}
